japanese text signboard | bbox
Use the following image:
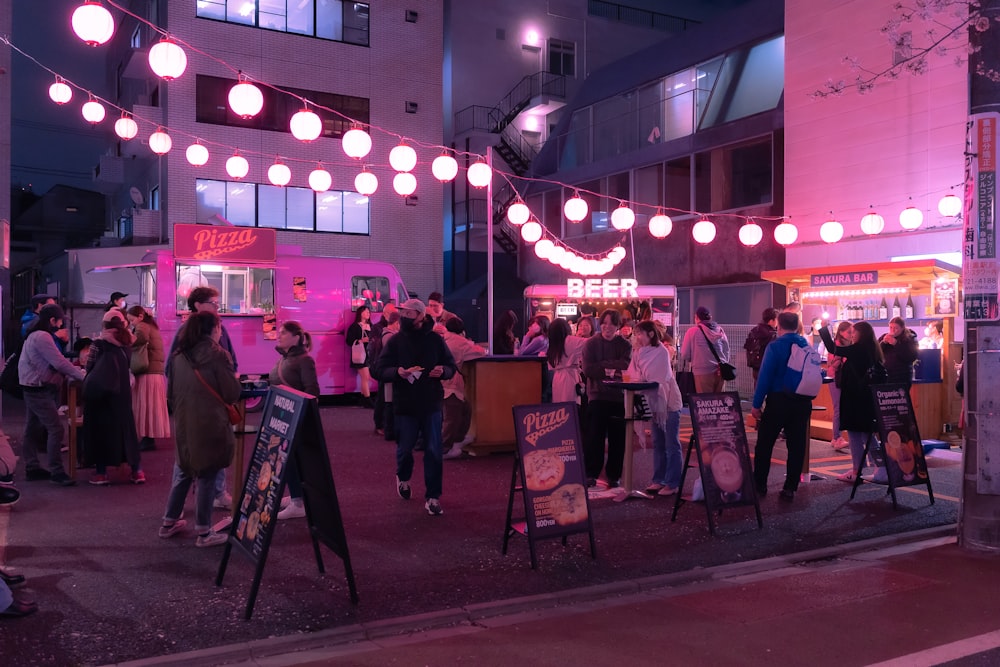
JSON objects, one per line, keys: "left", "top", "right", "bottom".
{"left": 965, "top": 113, "right": 1000, "bottom": 320}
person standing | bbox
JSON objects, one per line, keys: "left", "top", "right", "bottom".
{"left": 880, "top": 316, "right": 919, "bottom": 386}
{"left": 376, "top": 299, "right": 457, "bottom": 516}
{"left": 744, "top": 307, "right": 779, "bottom": 385}
{"left": 159, "top": 311, "right": 241, "bottom": 546}
{"left": 751, "top": 312, "right": 817, "bottom": 501}
{"left": 680, "top": 306, "right": 731, "bottom": 393}
{"left": 518, "top": 315, "right": 551, "bottom": 357}
{"left": 19, "top": 304, "right": 85, "bottom": 486}
{"left": 440, "top": 317, "right": 486, "bottom": 459}
{"left": 347, "top": 305, "right": 374, "bottom": 408}
{"left": 369, "top": 304, "right": 398, "bottom": 435}
{"left": 493, "top": 310, "right": 519, "bottom": 355}
{"left": 628, "top": 321, "right": 684, "bottom": 497}
{"left": 426, "top": 292, "right": 456, "bottom": 325}
{"left": 19, "top": 294, "right": 55, "bottom": 340}
{"left": 581, "top": 309, "right": 631, "bottom": 487}
{"left": 826, "top": 321, "right": 854, "bottom": 450}
{"left": 126, "top": 306, "right": 170, "bottom": 454}
{"left": 547, "top": 318, "right": 587, "bottom": 404}
{"left": 83, "top": 310, "right": 142, "bottom": 486}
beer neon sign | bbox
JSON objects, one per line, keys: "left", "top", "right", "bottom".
{"left": 566, "top": 278, "right": 639, "bottom": 299}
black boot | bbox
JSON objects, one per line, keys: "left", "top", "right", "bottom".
{"left": 140, "top": 437, "right": 156, "bottom": 452}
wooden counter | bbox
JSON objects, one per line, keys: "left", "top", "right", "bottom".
{"left": 464, "top": 356, "right": 546, "bottom": 456}
{"left": 810, "top": 380, "right": 945, "bottom": 442}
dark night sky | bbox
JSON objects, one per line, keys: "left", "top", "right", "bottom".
{"left": 9, "top": 0, "right": 755, "bottom": 195}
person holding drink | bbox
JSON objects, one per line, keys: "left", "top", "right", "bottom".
{"left": 581, "top": 309, "right": 631, "bottom": 488}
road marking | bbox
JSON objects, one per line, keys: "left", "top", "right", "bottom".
{"left": 868, "top": 628, "right": 1000, "bottom": 667}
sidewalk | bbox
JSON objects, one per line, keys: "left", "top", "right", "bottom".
{"left": 0, "top": 398, "right": 967, "bottom": 665}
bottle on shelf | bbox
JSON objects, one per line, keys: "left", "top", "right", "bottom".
{"left": 891, "top": 296, "right": 901, "bottom": 319}
{"left": 878, "top": 296, "right": 888, "bottom": 320}
{"left": 905, "top": 294, "right": 915, "bottom": 319}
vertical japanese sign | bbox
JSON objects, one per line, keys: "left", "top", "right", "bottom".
{"left": 965, "top": 113, "right": 1000, "bottom": 320}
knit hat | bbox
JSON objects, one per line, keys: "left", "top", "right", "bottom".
{"left": 400, "top": 298, "right": 426, "bottom": 317}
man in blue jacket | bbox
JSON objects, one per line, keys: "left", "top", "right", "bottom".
{"left": 750, "top": 312, "right": 815, "bottom": 502}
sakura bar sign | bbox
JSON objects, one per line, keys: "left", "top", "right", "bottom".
{"left": 174, "top": 223, "right": 277, "bottom": 262}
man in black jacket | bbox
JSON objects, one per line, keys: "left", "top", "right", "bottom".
{"left": 376, "top": 299, "right": 457, "bottom": 516}
{"left": 880, "top": 317, "right": 919, "bottom": 387}
{"left": 744, "top": 307, "right": 779, "bottom": 385}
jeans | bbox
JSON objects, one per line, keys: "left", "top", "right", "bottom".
{"left": 753, "top": 393, "right": 812, "bottom": 492}
{"left": 163, "top": 463, "right": 217, "bottom": 534}
{"left": 847, "top": 430, "right": 884, "bottom": 476}
{"left": 214, "top": 468, "right": 227, "bottom": 499}
{"left": 396, "top": 411, "right": 443, "bottom": 499}
{"left": 584, "top": 400, "right": 626, "bottom": 482}
{"left": 651, "top": 410, "right": 683, "bottom": 489}
{"left": 829, "top": 383, "right": 842, "bottom": 436}
{"left": 22, "top": 385, "right": 66, "bottom": 476}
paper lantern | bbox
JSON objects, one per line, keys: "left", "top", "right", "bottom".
{"left": 860, "top": 210, "right": 885, "bottom": 235}
{"left": 185, "top": 142, "right": 209, "bottom": 166}
{"left": 72, "top": 1, "right": 115, "bottom": 46}
{"left": 774, "top": 221, "right": 798, "bottom": 246}
{"left": 226, "top": 153, "right": 249, "bottom": 180}
{"left": 49, "top": 78, "right": 72, "bottom": 105}
{"left": 820, "top": 219, "right": 844, "bottom": 243}
{"left": 507, "top": 201, "right": 530, "bottom": 226}
{"left": 148, "top": 128, "right": 171, "bottom": 155}
{"left": 393, "top": 172, "right": 417, "bottom": 196}
{"left": 610, "top": 203, "right": 635, "bottom": 231}
{"left": 564, "top": 194, "right": 588, "bottom": 222}
{"left": 114, "top": 113, "right": 138, "bottom": 140}
{"left": 289, "top": 108, "right": 323, "bottom": 142}
{"left": 228, "top": 77, "right": 263, "bottom": 118}
{"left": 267, "top": 160, "right": 291, "bottom": 187}
{"left": 520, "top": 220, "right": 542, "bottom": 243}
{"left": 534, "top": 239, "right": 554, "bottom": 259}
{"left": 692, "top": 218, "right": 716, "bottom": 244}
{"left": 308, "top": 166, "right": 332, "bottom": 192}
{"left": 899, "top": 206, "right": 923, "bottom": 230}
{"left": 739, "top": 221, "right": 763, "bottom": 247}
{"left": 938, "top": 192, "right": 962, "bottom": 217}
{"left": 467, "top": 160, "right": 492, "bottom": 188}
{"left": 431, "top": 154, "right": 458, "bottom": 182}
{"left": 82, "top": 97, "right": 106, "bottom": 124}
{"left": 389, "top": 143, "right": 417, "bottom": 173}
{"left": 355, "top": 169, "right": 378, "bottom": 195}
{"left": 342, "top": 125, "right": 372, "bottom": 159}
{"left": 608, "top": 246, "right": 627, "bottom": 263}
{"left": 148, "top": 38, "right": 187, "bottom": 80}
{"left": 649, "top": 213, "right": 672, "bottom": 239}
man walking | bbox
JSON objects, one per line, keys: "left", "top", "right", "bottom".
{"left": 376, "top": 299, "right": 457, "bottom": 516}
{"left": 680, "top": 306, "right": 730, "bottom": 393}
{"left": 751, "top": 312, "right": 821, "bottom": 501}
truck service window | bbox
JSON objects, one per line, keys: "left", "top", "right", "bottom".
{"left": 351, "top": 275, "right": 391, "bottom": 312}
{"left": 177, "top": 264, "right": 276, "bottom": 315}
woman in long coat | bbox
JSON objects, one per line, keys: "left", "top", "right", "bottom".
{"left": 159, "top": 311, "right": 241, "bottom": 547}
{"left": 127, "top": 306, "right": 170, "bottom": 453}
{"left": 83, "top": 310, "right": 140, "bottom": 485}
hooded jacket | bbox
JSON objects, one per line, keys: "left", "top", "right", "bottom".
{"left": 680, "top": 320, "right": 730, "bottom": 375}
{"left": 375, "top": 315, "right": 457, "bottom": 416}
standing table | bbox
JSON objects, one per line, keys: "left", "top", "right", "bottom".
{"left": 604, "top": 380, "right": 658, "bottom": 502}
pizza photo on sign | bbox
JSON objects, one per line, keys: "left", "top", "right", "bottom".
{"left": 523, "top": 449, "right": 566, "bottom": 491}
{"left": 549, "top": 483, "right": 588, "bottom": 526}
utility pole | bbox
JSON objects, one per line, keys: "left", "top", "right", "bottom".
{"left": 960, "top": 0, "right": 1000, "bottom": 552}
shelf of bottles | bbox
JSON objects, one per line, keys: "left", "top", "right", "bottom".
{"left": 835, "top": 293, "right": 918, "bottom": 323}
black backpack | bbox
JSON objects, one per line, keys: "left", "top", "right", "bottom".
{"left": 743, "top": 326, "right": 775, "bottom": 370}
{"left": 0, "top": 348, "right": 23, "bottom": 399}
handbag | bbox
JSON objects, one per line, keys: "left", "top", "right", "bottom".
{"left": 351, "top": 339, "right": 367, "bottom": 365}
{"left": 676, "top": 369, "right": 696, "bottom": 405}
{"left": 192, "top": 364, "right": 242, "bottom": 425}
{"left": 699, "top": 324, "right": 736, "bottom": 382}
{"left": 130, "top": 342, "right": 149, "bottom": 375}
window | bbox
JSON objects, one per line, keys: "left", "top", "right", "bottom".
{"left": 196, "top": 179, "right": 369, "bottom": 233}
{"left": 548, "top": 39, "right": 575, "bottom": 77}
{"left": 694, "top": 137, "right": 773, "bottom": 212}
{"left": 196, "top": 75, "right": 369, "bottom": 139}
{"left": 196, "top": 0, "right": 370, "bottom": 45}
{"left": 176, "top": 264, "right": 275, "bottom": 315}
{"left": 351, "top": 275, "right": 391, "bottom": 311}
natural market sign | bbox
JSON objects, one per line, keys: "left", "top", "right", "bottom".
{"left": 810, "top": 271, "right": 879, "bottom": 288}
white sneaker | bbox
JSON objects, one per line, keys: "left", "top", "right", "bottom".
{"left": 457, "top": 434, "right": 475, "bottom": 447}
{"left": 277, "top": 499, "right": 306, "bottom": 519}
{"left": 213, "top": 492, "right": 233, "bottom": 510}
{"left": 443, "top": 446, "right": 464, "bottom": 460}
{"left": 196, "top": 531, "right": 228, "bottom": 547}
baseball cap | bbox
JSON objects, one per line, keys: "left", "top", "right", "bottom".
{"left": 400, "top": 298, "right": 426, "bottom": 317}
{"left": 110, "top": 291, "right": 128, "bottom": 302}
{"left": 696, "top": 306, "right": 711, "bottom": 321}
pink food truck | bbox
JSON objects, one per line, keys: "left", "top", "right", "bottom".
{"left": 91, "top": 223, "right": 408, "bottom": 400}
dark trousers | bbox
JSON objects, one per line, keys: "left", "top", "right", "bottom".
{"left": 584, "top": 399, "right": 626, "bottom": 482}
{"left": 374, "top": 382, "right": 386, "bottom": 429}
{"left": 753, "top": 392, "right": 813, "bottom": 492}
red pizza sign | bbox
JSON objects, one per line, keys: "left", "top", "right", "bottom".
{"left": 173, "top": 223, "right": 276, "bottom": 262}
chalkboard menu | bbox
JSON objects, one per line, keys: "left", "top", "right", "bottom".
{"left": 217, "top": 385, "right": 357, "bottom": 619}
{"left": 872, "top": 384, "right": 934, "bottom": 496}
{"left": 688, "top": 392, "right": 757, "bottom": 510}
{"left": 506, "top": 402, "right": 595, "bottom": 567}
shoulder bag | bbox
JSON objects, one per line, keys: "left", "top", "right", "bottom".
{"left": 130, "top": 342, "right": 149, "bottom": 375}
{"left": 699, "top": 325, "right": 736, "bottom": 382}
{"left": 191, "top": 363, "right": 241, "bottom": 425}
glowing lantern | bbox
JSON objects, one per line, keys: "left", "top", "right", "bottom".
{"left": 309, "top": 165, "right": 332, "bottom": 192}
{"left": 548, "top": 245, "right": 566, "bottom": 265}
{"left": 507, "top": 201, "right": 530, "bottom": 226}
{"left": 342, "top": 125, "right": 372, "bottom": 159}
{"left": 393, "top": 172, "right": 417, "bottom": 196}
{"left": 564, "top": 193, "right": 588, "bottom": 222}
{"left": 774, "top": 221, "right": 798, "bottom": 246}
{"left": 72, "top": 1, "right": 115, "bottom": 46}
{"left": 226, "top": 152, "right": 249, "bottom": 180}
{"left": 228, "top": 75, "right": 263, "bottom": 118}
{"left": 185, "top": 142, "right": 209, "bottom": 166}
{"left": 289, "top": 108, "right": 322, "bottom": 142}
{"left": 389, "top": 143, "right": 417, "bottom": 173}
{"left": 649, "top": 213, "right": 672, "bottom": 239}
{"left": 899, "top": 205, "right": 923, "bottom": 230}
{"left": 692, "top": 218, "right": 716, "bottom": 244}
{"left": 860, "top": 209, "right": 885, "bottom": 235}
{"left": 114, "top": 113, "right": 138, "bottom": 140}
{"left": 467, "top": 160, "right": 492, "bottom": 188}
{"left": 267, "top": 159, "right": 291, "bottom": 187}
{"left": 608, "top": 246, "right": 627, "bottom": 263}
{"left": 355, "top": 169, "right": 378, "bottom": 196}
{"left": 520, "top": 220, "right": 542, "bottom": 243}
{"left": 49, "top": 77, "right": 72, "bottom": 105}
{"left": 610, "top": 203, "right": 635, "bottom": 231}
{"left": 938, "top": 192, "right": 962, "bottom": 217}
{"left": 148, "top": 38, "right": 187, "bottom": 80}
{"left": 431, "top": 154, "right": 458, "bottom": 182}
{"left": 82, "top": 97, "right": 106, "bottom": 124}
{"left": 739, "top": 220, "right": 763, "bottom": 247}
{"left": 534, "top": 239, "right": 554, "bottom": 259}
{"left": 148, "top": 128, "right": 172, "bottom": 155}
{"left": 820, "top": 218, "right": 844, "bottom": 243}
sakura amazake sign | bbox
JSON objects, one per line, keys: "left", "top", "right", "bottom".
{"left": 173, "top": 223, "right": 277, "bottom": 263}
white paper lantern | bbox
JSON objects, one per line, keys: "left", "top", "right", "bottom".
{"left": 520, "top": 220, "right": 542, "bottom": 243}
{"left": 507, "top": 201, "right": 530, "bottom": 226}
{"left": 72, "top": 0, "right": 115, "bottom": 46}
{"left": 548, "top": 245, "right": 566, "bottom": 265}
{"left": 649, "top": 213, "right": 672, "bottom": 239}
{"left": 148, "top": 128, "right": 171, "bottom": 155}
{"left": 564, "top": 194, "right": 588, "bottom": 222}
{"left": 467, "top": 160, "right": 492, "bottom": 188}
{"left": 393, "top": 172, "right": 417, "bottom": 196}
{"left": 49, "top": 78, "right": 72, "bottom": 105}
{"left": 820, "top": 219, "right": 844, "bottom": 243}
{"left": 938, "top": 192, "right": 962, "bottom": 217}
{"left": 389, "top": 144, "right": 417, "bottom": 173}
{"left": 899, "top": 206, "right": 923, "bottom": 230}
{"left": 610, "top": 204, "right": 635, "bottom": 231}
{"left": 226, "top": 153, "right": 249, "bottom": 180}
{"left": 692, "top": 218, "right": 716, "bottom": 244}
{"left": 355, "top": 169, "right": 378, "bottom": 196}
{"left": 185, "top": 142, "right": 209, "bottom": 166}
{"left": 342, "top": 126, "right": 372, "bottom": 159}
{"left": 268, "top": 160, "right": 291, "bottom": 187}
{"left": 148, "top": 38, "right": 187, "bottom": 80}
{"left": 114, "top": 114, "right": 138, "bottom": 140}
{"left": 534, "top": 239, "right": 554, "bottom": 259}
{"left": 228, "top": 78, "right": 263, "bottom": 118}
{"left": 774, "top": 221, "right": 798, "bottom": 246}
{"left": 860, "top": 210, "right": 885, "bottom": 235}
{"left": 289, "top": 108, "right": 323, "bottom": 142}
{"left": 609, "top": 246, "right": 627, "bottom": 263}
{"left": 308, "top": 166, "right": 332, "bottom": 192}
{"left": 82, "top": 98, "right": 106, "bottom": 124}
{"left": 739, "top": 221, "right": 763, "bottom": 247}
{"left": 431, "top": 154, "right": 458, "bottom": 182}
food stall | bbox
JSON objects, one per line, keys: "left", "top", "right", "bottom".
{"left": 523, "top": 281, "right": 678, "bottom": 340}
{"left": 761, "top": 259, "right": 963, "bottom": 443}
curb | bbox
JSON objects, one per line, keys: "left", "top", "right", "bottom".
{"left": 109, "top": 523, "right": 958, "bottom": 667}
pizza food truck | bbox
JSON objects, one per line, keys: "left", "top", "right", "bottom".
{"left": 523, "top": 281, "right": 678, "bottom": 339}
{"left": 82, "top": 223, "right": 407, "bottom": 399}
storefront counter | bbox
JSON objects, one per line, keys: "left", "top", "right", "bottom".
{"left": 810, "top": 378, "right": 943, "bottom": 442}
{"left": 464, "top": 356, "right": 546, "bottom": 456}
